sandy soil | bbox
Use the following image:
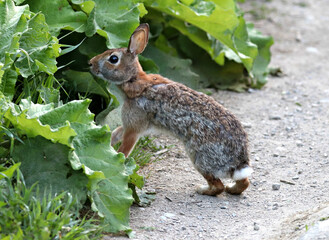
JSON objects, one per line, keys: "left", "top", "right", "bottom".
{"left": 111, "top": 0, "right": 329, "bottom": 239}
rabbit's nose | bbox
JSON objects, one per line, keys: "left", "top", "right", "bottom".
{"left": 88, "top": 60, "right": 92, "bottom": 66}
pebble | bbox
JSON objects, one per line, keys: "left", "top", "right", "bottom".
{"left": 292, "top": 175, "right": 299, "bottom": 180}
{"left": 269, "top": 115, "right": 281, "bottom": 120}
{"left": 220, "top": 206, "right": 228, "bottom": 209}
{"left": 254, "top": 222, "right": 260, "bottom": 231}
{"left": 272, "top": 183, "right": 281, "bottom": 190}
{"left": 242, "top": 122, "right": 252, "bottom": 128}
{"left": 296, "top": 140, "right": 303, "bottom": 147}
{"left": 272, "top": 203, "right": 279, "bottom": 210}
{"left": 306, "top": 46, "right": 319, "bottom": 54}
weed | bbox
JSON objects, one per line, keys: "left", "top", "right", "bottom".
{"left": 0, "top": 171, "right": 102, "bottom": 240}
{"left": 320, "top": 216, "right": 329, "bottom": 221}
{"left": 114, "top": 136, "right": 172, "bottom": 168}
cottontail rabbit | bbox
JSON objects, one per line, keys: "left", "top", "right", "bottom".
{"left": 89, "top": 23, "right": 252, "bottom": 196}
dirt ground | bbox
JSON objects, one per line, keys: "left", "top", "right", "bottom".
{"left": 111, "top": 0, "right": 329, "bottom": 239}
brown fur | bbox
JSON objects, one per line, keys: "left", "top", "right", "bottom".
{"left": 198, "top": 175, "right": 225, "bottom": 196}
{"left": 117, "top": 128, "right": 138, "bottom": 157}
{"left": 225, "top": 178, "right": 250, "bottom": 195}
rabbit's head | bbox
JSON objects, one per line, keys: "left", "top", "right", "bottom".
{"left": 89, "top": 23, "right": 149, "bottom": 84}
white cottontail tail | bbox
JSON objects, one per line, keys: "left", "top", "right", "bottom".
{"left": 89, "top": 24, "right": 252, "bottom": 196}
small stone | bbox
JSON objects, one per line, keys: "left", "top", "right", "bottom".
{"left": 220, "top": 206, "right": 227, "bottom": 209}
{"left": 181, "top": 226, "right": 187, "bottom": 231}
{"left": 296, "top": 140, "right": 303, "bottom": 147}
{"left": 272, "top": 203, "right": 279, "bottom": 210}
{"left": 242, "top": 122, "right": 252, "bottom": 128}
{"left": 306, "top": 47, "right": 319, "bottom": 54}
{"left": 272, "top": 183, "right": 281, "bottom": 190}
{"left": 273, "top": 153, "right": 279, "bottom": 157}
{"left": 324, "top": 153, "right": 328, "bottom": 158}
{"left": 163, "top": 213, "right": 176, "bottom": 219}
{"left": 254, "top": 222, "right": 260, "bottom": 231}
{"left": 269, "top": 115, "right": 281, "bottom": 120}
{"left": 292, "top": 175, "right": 299, "bottom": 180}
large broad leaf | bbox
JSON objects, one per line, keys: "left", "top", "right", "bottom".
{"left": 15, "top": 13, "right": 60, "bottom": 77}
{"left": 176, "top": 35, "right": 246, "bottom": 91}
{"left": 248, "top": 23, "right": 274, "bottom": 88}
{"left": 27, "top": 0, "right": 88, "bottom": 36}
{"left": 0, "top": 0, "right": 28, "bottom": 56}
{"left": 85, "top": 0, "right": 141, "bottom": 48}
{"left": 143, "top": 0, "right": 258, "bottom": 72}
{"left": 4, "top": 103, "right": 76, "bottom": 147}
{"left": 0, "top": 0, "right": 61, "bottom": 99}
{"left": 0, "top": 0, "right": 28, "bottom": 98}
{"left": 0, "top": 162, "right": 20, "bottom": 180}
{"left": 12, "top": 136, "right": 88, "bottom": 204}
{"left": 70, "top": 122, "right": 134, "bottom": 233}
{"left": 0, "top": 68, "right": 17, "bottom": 100}
{"left": 143, "top": 44, "right": 199, "bottom": 89}
{"left": 62, "top": 70, "right": 112, "bottom": 100}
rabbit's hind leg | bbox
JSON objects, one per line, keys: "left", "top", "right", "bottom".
{"left": 225, "top": 178, "right": 250, "bottom": 195}
{"left": 197, "top": 175, "right": 225, "bottom": 196}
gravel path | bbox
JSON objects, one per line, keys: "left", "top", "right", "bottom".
{"left": 110, "top": 0, "right": 329, "bottom": 239}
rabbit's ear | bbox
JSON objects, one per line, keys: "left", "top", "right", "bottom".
{"left": 128, "top": 23, "right": 149, "bottom": 55}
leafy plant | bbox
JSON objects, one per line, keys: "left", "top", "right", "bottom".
{"left": 0, "top": 166, "right": 101, "bottom": 240}
{"left": 1, "top": 96, "right": 141, "bottom": 234}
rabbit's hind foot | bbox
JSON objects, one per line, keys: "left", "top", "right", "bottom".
{"left": 225, "top": 178, "right": 250, "bottom": 195}
{"left": 197, "top": 175, "right": 224, "bottom": 196}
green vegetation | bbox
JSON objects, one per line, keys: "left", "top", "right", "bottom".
{"left": 0, "top": 166, "right": 101, "bottom": 239}
{"left": 0, "top": 0, "right": 273, "bottom": 236}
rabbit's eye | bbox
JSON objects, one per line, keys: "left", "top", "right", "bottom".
{"left": 108, "top": 55, "right": 119, "bottom": 64}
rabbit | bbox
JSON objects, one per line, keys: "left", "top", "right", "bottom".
{"left": 89, "top": 23, "right": 253, "bottom": 196}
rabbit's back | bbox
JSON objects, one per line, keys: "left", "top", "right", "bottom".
{"left": 136, "top": 82, "right": 249, "bottom": 178}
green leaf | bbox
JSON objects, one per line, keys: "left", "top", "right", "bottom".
{"left": 143, "top": 44, "right": 199, "bottom": 89}
{"left": 0, "top": 162, "right": 20, "bottom": 180}
{"left": 70, "top": 122, "right": 134, "bottom": 233}
{"left": 12, "top": 136, "right": 88, "bottom": 204}
{"left": 38, "top": 85, "right": 60, "bottom": 105}
{"left": 138, "top": 55, "right": 159, "bottom": 74}
{"left": 125, "top": 158, "right": 144, "bottom": 189}
{"left": 15, "top": 13, "right": 60, "bottom": 77}
{"left": 28, "top": 0, "right": 88, "bottom": 36}
{"left": 62, "top": 70, "right": 111, "bottom": 99}
{"left": 39, "top": 99, "right": 95, "bottom": 127}
{"left": 144, "top": 0, "right": 258, "bottom": 72}
{"left": 0, "top": 68, "right": 18, "bottom": 100}
{"left": 85, "top": 0, "right": 140, "bottom": 48}
{"left": 248, "top": 23, "right": 274, "bottom": 88}
{"left": 166, "top": 18, "right": 232, "bottom": 65}
{"left": 78, "top": 34, "right": 107, "bottom": 58}
{"left": 71, "top": 0, "right": 95, "bottom": 15}
{"left": 4, "top": 100, "right": 77, "bottom": 147}
{"left": 0, "top": 0, "right": 28, "bottom": 99}
{"left": 0, "top": 0, "right": 28, "bottom": 56}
